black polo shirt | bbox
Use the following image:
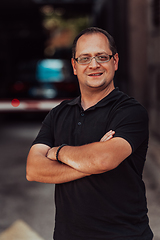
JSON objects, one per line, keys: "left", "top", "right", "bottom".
{"left": 33, "top": 88, "right": 153, "bottom": 240}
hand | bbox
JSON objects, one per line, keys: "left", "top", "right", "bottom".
{"left": 100, "top": 130, "right": 115, "bottom": 142}
{"left": 47, "top": 146, "right": 59, "bottom": 161}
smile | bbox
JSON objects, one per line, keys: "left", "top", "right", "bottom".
{"left": 88, "top": 73, "right": 103, "bottom": 76}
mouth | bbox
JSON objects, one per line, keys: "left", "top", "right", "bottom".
{"left": 88, "top": 72, "right": 103, "bottom": 77}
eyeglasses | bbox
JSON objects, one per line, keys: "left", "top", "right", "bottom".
{"left": 74, "top": 54, "right": 114, "bottom": 65}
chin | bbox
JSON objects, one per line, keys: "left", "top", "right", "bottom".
{"left": 87, "top": 81, "right": 107, "bottom": 89}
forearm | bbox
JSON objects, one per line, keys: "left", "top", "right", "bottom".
{"left": 48, "top": 135, "right": 131, "bottom": 175}
{"left": 47, "top": 130, "right": 116, "bottom": 175}
{"left": 58, "top": 142, "right": 108, "bottom": 174}
{"left": 26, "top": 146, "right": 90, "bottom": 184}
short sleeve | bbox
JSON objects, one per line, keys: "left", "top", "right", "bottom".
{"left": 32, "top": 110, "right": 54, "bottom": 148}
{"left": 108, "top": 104, "right": 149, "bottom": 152}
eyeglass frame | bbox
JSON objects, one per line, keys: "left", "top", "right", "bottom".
{"left": 74, "top": 54, "right": 115, "bottom": 65}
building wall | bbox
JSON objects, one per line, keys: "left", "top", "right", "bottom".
{"left": 147, "top": 0, "right": 160, "bottom": 137}
{"left": 128, "top": 0, "right": 160, "bottom": 137}
{"left": 127, "top": 0, "right": 148, "bottom": 106}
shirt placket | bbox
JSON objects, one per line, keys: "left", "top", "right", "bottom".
{"left": 77, "top": 111, "right": 85, "bottom": 127}
{"left": 74, "top": 110, "right": 86, "bottom": 146}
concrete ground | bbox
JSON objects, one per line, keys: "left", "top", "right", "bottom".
{"left": 0, "top": 118, "right": 160, "bottom": 240}
{"left": 143, "top": 135, "right": 160, "bottom": 240}
{"left": 0, "top": 119, "right": 55, "bottom": 240}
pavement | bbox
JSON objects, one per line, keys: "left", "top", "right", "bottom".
{"left": 0, "top": 220, "right": 44, "bottom": 240}
{"left": 143, "top": 134, "right": 160, "bottom": 240}
{"left": 0, "top": 121, "right": 55, "bottom": 240}
{"left": 145, "top": 134, "right": 160, "bottom": 188}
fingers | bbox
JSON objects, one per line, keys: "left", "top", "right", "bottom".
{"left": 100, "top": 130, "right": 115, "bottom": 142}
{"left": 47, "top": 147, "right": 58, "bottom": 161}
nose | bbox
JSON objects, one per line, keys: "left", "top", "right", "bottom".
{"left": 88, "top": 57, "right": 100, "bottom": 68}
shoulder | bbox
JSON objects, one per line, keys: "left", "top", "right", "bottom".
{"left": 111, "top": 89, "right": 148, "bottom": 120}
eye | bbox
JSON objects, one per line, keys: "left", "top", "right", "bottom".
{"left": 97, "top": 55, "right": 109, "bottom": 61}
{"left": 79, "top": 57, "right": 90, "bottom": 63}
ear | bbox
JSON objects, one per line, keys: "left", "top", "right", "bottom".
{"left": 113, "top": 53, "right": 119, "bottom": 71}
{"left": 71, "top": 58, "right": 77, "bottom": 75}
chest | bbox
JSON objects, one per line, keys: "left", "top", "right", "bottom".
{"left": 53, "top": 106, "right": 112, "bottom": 146}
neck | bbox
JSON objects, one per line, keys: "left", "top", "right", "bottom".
{"left": 81, "top": 85, "right": 115, "bottom": 110}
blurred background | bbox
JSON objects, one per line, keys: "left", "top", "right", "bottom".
{"left": 0, "top": 0, "right": 160, "bottom": 239}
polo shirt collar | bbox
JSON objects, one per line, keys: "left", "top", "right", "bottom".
{"left": 68, "top": 96, "right": 81, "bottom": 106}
{"left": 68, "top": 88, "right": 119, "bottom": 110}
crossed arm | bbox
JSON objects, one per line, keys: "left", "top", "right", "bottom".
{"left": 26, "top": 130, "right": 132, "bottom": 184}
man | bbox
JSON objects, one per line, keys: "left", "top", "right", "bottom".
{"left": 26, "top": 27, "right": 153, "bottom": 239}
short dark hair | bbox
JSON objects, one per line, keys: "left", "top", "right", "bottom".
{"left": 72, "top": 27, "right": 117, "bottom": 59}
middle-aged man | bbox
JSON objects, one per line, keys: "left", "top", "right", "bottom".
{"left": 27, "top": 27, "right": 153, "bottom": 240}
